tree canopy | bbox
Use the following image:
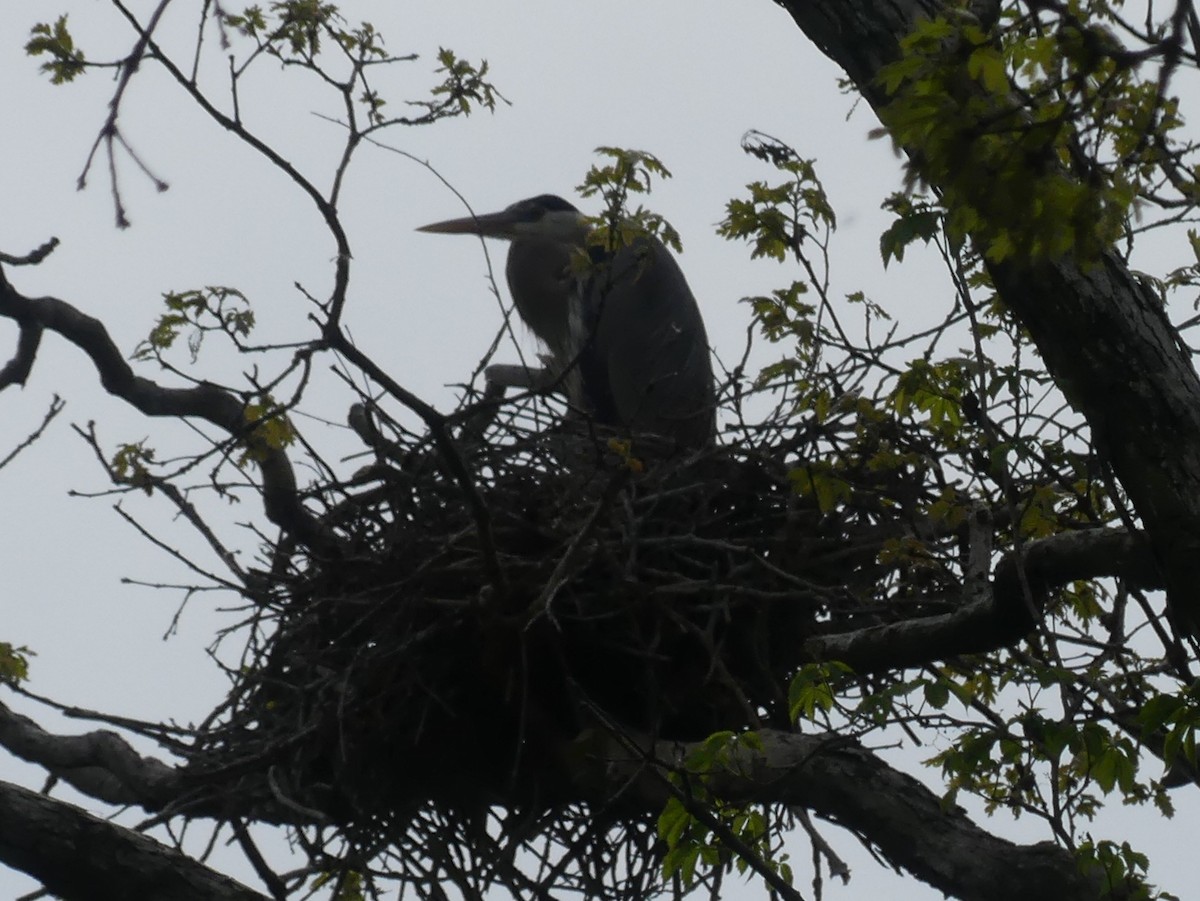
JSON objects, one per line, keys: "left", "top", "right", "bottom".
{"left": 3, "top": 1, "right": 1200, "bottom": 899}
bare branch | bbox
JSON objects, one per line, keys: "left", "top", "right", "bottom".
{"left": 0, "top": 395, "right": 64, "bottom": 470}
{"left": 0, "top": 238, "right": 60, "bottom": 266}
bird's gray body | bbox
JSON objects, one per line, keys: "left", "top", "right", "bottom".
{"left": 420, "top": 195, "right": 715, "bottom": 448}
{"left": 571, "top": 237, "right": 713, "bottom": 448}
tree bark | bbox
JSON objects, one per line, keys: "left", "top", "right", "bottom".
{"left": 0, "top": 780, "right": 268, "bottom": 901}
{"left": 802, "top": 526, "right": 1162, "bottom": 672}
{"left": 579, "top": 728, "right": 1118, "bottom": 901}
{"left": 775, "top": 0, "right": 1200, "bottom": 634}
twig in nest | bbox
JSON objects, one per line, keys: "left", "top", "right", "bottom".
{"left": 527, "top": 467, "right": 630, "bottom": 629}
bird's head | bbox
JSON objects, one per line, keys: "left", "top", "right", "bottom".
{"left": 417, "top": 194, "right": 590, "bottom": 245}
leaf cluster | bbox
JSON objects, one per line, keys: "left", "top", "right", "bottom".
{"left": 227, "top": 0, "right": 342, "bottom": 57}
{"left": 25, "top": 15, "right": 85, "bottom": 85}
{"left": 133, "top": 287, "right": 256, "bottom": 365}
{"left": 578, "top": 147, "right": 682, "bottom": 254}
{"left": 426, "top": 47, "right": 504, "bottom": 118}
{"left": 221, "top": 3, "right": 504, "bottom": 133}
{"left": 0, "top": 643, "right": 33, "bottom": 687}
{"left": 874, "top": 3, "right": 1192, "bottom": 264}
{"left": 657, "top": 732, "right": 793, "bottom": 891}
{"left": 718, "top": 130, "right": 835, "bottom": 263}
{"left": 239, "top": 396, "right": 298, "bottom": 465}
{"left": 110, "top": 440, "right": 157, "bottom": 495}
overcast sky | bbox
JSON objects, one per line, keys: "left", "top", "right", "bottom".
{"left": 1, "top": 1, "right": 1195, "bottom": 898}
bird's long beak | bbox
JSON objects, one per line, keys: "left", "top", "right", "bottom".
{"left": 416, "top": 208, "right": 522, "bottom": 239}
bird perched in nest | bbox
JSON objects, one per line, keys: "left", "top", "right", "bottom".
{"left": 418, "top": 194, "right": 714, "bottom": 448}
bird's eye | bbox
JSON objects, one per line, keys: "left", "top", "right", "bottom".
{"left": 508, "top": 203, "right": 541, "bottom": 223}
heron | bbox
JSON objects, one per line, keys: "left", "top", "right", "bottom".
{"left": 417, "top": 195, "right": 714, "bottom": 448}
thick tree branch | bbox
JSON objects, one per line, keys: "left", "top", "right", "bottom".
{"left": 0, "top": 693, "right": 1113, "bottom": 901}
{"left": 0, "top": 779, "right": 269, "bottom": 901}
{"left": 0, "top": 700, "right": 181, "bottom": 808}
{"left": 0, "top": 320, "right": 42, "bottom": 388}
{"left": 776, "top": 0, "right": 1200, "bottom": 635}
{"left": 581, "top": 728, "right": 1118, "bottom": 901}
{"left": 805, "top": 527, "right": 1162, "bottom": 672}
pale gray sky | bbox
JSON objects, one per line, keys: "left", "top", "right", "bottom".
{"left": 1, "top": 1, "right": 1194, "bottom": 898}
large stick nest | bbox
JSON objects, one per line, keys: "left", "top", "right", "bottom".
{"left": 182, "top": 390, "right": 958, "bottom": 890}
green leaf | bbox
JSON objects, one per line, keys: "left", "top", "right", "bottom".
{"left": 879, "top": 208, "right": 941, "bottom": 267}
{"left": 924, "top": 679, "right": 950, "bottom": 710}
{"left": 788, "top": 662, "right": 852, "bottom": 722}
{"left": 0, "top": 643, "right": 34, "bottom": 686}
{"left": 111, "top": 441, "right": 157, "bottom": 494}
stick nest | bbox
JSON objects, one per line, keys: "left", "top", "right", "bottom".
{"left": 183, "top": 391, "right": 956, "bottom": 894}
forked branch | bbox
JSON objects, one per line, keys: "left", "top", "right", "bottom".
{"left": 0, "top": 262, "right": 336, "bottom": 552}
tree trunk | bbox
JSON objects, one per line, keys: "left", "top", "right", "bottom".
{"left": 775, "top": 0, "right": 1200, "bottom": 635}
